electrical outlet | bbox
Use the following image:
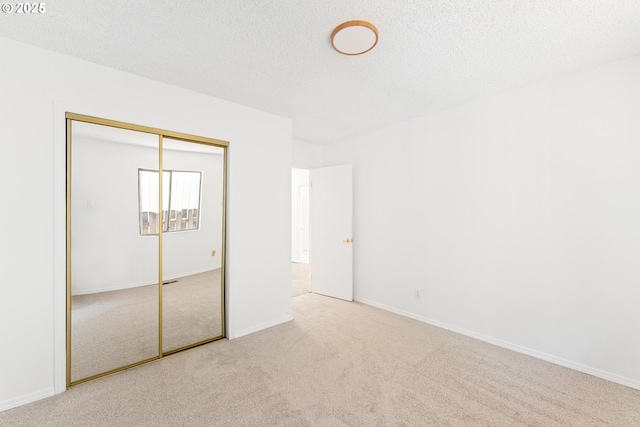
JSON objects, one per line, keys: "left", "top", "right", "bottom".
{"left": 211, "top": 250, "right": 216, "bottom": 256}
{"left": 414, "top": 289, "right": 422, "bottom": 299}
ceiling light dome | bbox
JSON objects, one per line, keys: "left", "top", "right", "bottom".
{"left": 331, "top": 20, "right": 378, "bottom": 55}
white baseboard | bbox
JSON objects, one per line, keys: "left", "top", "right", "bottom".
{"left": 0, "top": 388, "right": 55, "bottom": 413}
{"left": 228, "top": 314, "right": 293, "bottom": 340}
{"left": 354, "top": 296, "right": 640, "bottom": 392}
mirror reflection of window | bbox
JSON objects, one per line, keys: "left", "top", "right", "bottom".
{"left": 169, "top": 171, "right": 201, "bottom": 232}
{"left": 139, "top": 169, "right": 202, "bottom": 235}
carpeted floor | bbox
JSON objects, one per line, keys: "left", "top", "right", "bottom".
{"left": 292, "top": 262, "right": 310, "bottom": 297}
{"left": 71, "top": 269, "right": 223, "bottom": 382}
{"left": 2, "top": 293, "right": 639, "bottom": 426}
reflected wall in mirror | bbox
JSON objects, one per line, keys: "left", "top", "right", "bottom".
{"left": 67, "top": 114, "right": 227, "bottom": 385}
{"left": 69, "top": 121, "right": 160, "bottom": 383}
{"left": 162, "top": 138, "right": 225, "bottom": 353}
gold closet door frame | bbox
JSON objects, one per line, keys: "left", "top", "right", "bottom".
{"left": 66, "top": 113, "right": 228, "bottom": 386}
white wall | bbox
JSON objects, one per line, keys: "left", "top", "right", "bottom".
{"left": 0, "top": 36, "right": 292, "bottom": 411}
{"left": 323, "top": 54, "right": 640, "bottom": 389}
{"left": 292, "top": 138, "right": 323, "bottom": 169}
{"left": 71, "top": 137, "right": 224, "bottom": 294}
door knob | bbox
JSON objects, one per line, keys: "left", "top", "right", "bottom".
{"left": 343, "top": 238, "right": 353, "bottom": 243}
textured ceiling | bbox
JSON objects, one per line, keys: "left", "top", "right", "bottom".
{"left": 2, "top": 1, "right": 640, "bottom": 144}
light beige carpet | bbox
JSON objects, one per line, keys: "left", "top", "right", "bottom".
{"left": 292, "top": 262, "right": 310, "bottom": 297}
{"left": 71, "top": 269, "right": 222, "bottom": 382}
{"left": 2, "top": 293, "right": 639, "bottom": 426}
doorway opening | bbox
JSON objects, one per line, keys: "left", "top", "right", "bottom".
{"left": 292, "top": 168, "right": 310, "bottom": 297}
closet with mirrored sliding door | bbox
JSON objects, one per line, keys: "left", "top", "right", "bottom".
{"left": 66, "top": 113, "right": 227, "bottom": 386}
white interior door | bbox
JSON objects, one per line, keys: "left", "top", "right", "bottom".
{"left": 309, "top": 164, "right": 353, "bottom": 301}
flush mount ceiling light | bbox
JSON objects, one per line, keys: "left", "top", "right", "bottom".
{"left": 331, "top": 20, "right": 378, "bottom": 55}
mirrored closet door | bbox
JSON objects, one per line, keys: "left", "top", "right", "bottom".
{"left": 67, "top": 114, "right": 227, "bottom": 385}
{"left": 161, "top": 138, "right": 225, "bottom": 354}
